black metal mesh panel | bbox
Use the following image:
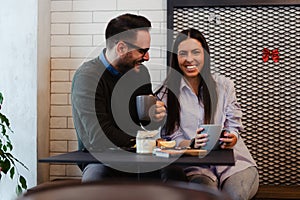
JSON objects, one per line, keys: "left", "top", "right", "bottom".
{"left": 172, "top": 6, "right": 300, "bottom": 185}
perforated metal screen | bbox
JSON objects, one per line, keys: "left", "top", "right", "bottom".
{"left": 171, "top": 5, "right": 300, "bottom": 185}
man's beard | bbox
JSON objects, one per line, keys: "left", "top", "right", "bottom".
{"left": 117, "top": 54, "right": 144, "bottom": 74}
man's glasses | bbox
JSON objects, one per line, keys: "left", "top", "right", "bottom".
{"left": 122, "top": 41, "right": 149, "bottom": 56}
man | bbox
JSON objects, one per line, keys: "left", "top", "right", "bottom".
{"left": 71, "top": 13, "right": 166, "bottom": 182}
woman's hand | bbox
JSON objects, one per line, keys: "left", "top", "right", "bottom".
{"left": 219, "top": 131, "right": 237, "bottom": 149}
{"left": 193, "top": 128, "right": 208, "bottom": 149}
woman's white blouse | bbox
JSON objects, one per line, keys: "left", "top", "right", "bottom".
{"left": 157, "top": 74, "right": 257, "bottom": 184}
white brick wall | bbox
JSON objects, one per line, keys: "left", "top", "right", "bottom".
{"left": 49, "top": 0, "right": 167, "bottom": 180}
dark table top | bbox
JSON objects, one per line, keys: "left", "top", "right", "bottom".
{"left": 39, "top": 149, "right": 234, "bottom": 167}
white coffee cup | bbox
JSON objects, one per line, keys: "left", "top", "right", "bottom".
{"left": 136, "top": 130, "right": 159, "bottom": 154}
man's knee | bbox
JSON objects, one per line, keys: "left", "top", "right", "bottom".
{"left": 82, "top": 164, "right": 108, "bottom": 182}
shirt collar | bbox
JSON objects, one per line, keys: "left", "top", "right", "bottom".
{"left": 180, "top": 78, "right": 203, "bottom": 95}
{"left": 99, "top": 49, "right": 122, "bottom": 77}
{"left": 180, "top": 78, "right": 191, "bottom": 91}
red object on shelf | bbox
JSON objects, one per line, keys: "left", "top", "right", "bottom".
{"left": 262, "top": 48, "right": 279, "bottom": 62}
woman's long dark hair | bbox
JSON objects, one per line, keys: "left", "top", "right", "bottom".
{"left": 156, "top": 28, "right": 218, "bottom": 136}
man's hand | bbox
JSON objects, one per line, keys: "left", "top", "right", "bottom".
{"left": 153, "top": 100, "right": 166, "bottom": 122}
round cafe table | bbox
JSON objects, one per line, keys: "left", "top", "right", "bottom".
{"left": 19, "top": 181, "right": 231, "bottom": 200}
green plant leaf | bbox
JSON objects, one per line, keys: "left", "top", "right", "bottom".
{"left": 0, "top": 92, "right": 3, "bottom": 105}
{"left": 6, "top": 153, "right": 29, "bottom": 170}
{"left": 0, "top": 92, "right": 28, "bottom": 195}
{"left": 0, "top": 124, "right": 7, "bottom": 134}
{"left": 16, "top": 185, "right": 22, "bottom": 195}
{"left": 7, "top": 141, "right": 13, "bottom": 151}
{"left": 19, "top": 175, "right": 27, "bottom": 189}
{"left": 0, "top": 113, "right": 10, "bottom": 127}
{"left": 3, "top": 145, "right": 7, "bottom": 152}
{"left": 10, "top": 166, "right": 15, "bottom": 179}
{"left": 0, "top": 158, "right": 11, "bottom": 173}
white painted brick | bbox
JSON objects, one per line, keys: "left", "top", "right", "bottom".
{"left": 49, "top": 151, "right": 64, "bottom": 156}
{"left": 146, "top": 58, "right": 166, "bottom": 70}
{"left": 51, "top": 70, "right": 70, "bottom": 81}
{"left": 71, "top": 46, "right": 100, "bottom": 58}
{"left": 51, "top": 24, "right": 69, "bottom": 34}
{"left": 160, "top": 69, "right": 167, "bottom": 81}
{"left": 68, "top": 141, "right": 78, "bottom": 152}
{"left": 50, "top": 129, "right": 77, "bottom": 140}
{"left": 160, "top": 47, "right": 167, "bottom": 58}
{"left": 145, "top": 58, "right": 167, "bottom": 74}
{"left": 139, "top": 10, "right": 166, "bottom": 22}
{"left": 51, "top": 12, "right": 92, "bottom": 23}
{"left": 66, "top": 165, "right": 82, "bottom": 176}
{"left": 117, "top": 0, "right": 164, "bottom": 10}
{"left": 51, "top": 35, "right": 93, "bottom": 46}
{"left": 51, "top": 105, "right": 72, "bottom": 116}
{"left": 50, "top": 164, "right": 66, "bottom": 176}
{"left": 73, "top": 0, "right": 117, "bottom": 11}
{"left": 50, "top": 152, "right": 64, "bottom": 157}
{"left": 149, "top": 70, "right": 161, "bottom": 82}
{"left": 152, "top": 82, "right": 162, "bottom": 91}
{"left": 150, "top": 23, "right": 162, "bottom": 34}
{"left": 70, "top": 23, "right": 106, "bottom": 35}
{"left": 51, "top": 58, "right": 84, "bottom": 70}
{"left": 68, "top": 94, "right": 72, "bottom": 104}
{"left": 149, "top": 48, "right": 161, "bottom": 58}
{"left": 92, "top": 35, "right": 105, "bottom": 46}
{"left": 161, "top": 0, "right": 167, "bottom": 10}
{"left": 161, "top": 22, "right": 167, "bottom": 34}
{"left": 150, "top": 45, "right": 165, "bottom": 57}
{"left": 69, "top": 70, "right": 76, "bottom": 81}
{"left": 51, "top": 94, "right": 69, "bottom": 104}
{"left": 67, "top": 117, "right": 75, "bottom": 128}
{"left": 150, "top": 34, "right": 166, "bottom": 46}
{"left": 51, "top": 47, "right": 70, "bottom": 58}
{"left": 93, "top": 11, "right": 138, "bottom": 22}
{"left": 51, "top": 82, "right": 72, "bottom": 93}
{"left": 50, "top": 141, "right": 68, "bottom": 152}
{"left": 50, "top": 117, "right": 67, "bottom": 128}
{"left": 51, "top": 1, "right": 72, "bottom": 11}
{"left": 50, "top": 82, "right": 72, "bottom": 94}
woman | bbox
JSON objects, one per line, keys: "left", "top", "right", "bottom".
{"left": 156, "top": 28, "right": 259, "bottom": 200}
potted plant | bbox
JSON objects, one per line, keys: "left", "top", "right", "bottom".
{"left": 0, "top": 92, "right": 28, "bottom": 194}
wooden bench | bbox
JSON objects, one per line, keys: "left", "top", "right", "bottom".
{"left": 253, "top": 185, "right": 300, "bottom": 200}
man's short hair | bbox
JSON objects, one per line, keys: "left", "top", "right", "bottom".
{"left": 105, "top": 13, "right": 151, "bottom": 49}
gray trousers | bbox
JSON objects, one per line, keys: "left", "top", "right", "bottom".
{"left": 188, "top": 166, "right": 259, "bottom": 200}
{"left": 81, "top": 163, "right": 161, "bottom": 182}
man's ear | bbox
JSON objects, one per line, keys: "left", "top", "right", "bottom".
{"left": 116, "top": 41, "right": 127, "bottom": 56}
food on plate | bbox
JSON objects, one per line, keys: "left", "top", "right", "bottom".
{"left": 156, "top": 139, "right": 176, "bottom": 148}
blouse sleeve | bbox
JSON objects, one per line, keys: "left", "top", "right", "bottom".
{"left": 169, "top": 129, "right": 186, "bottom": 147}
{"left": 223, "top": 78, "right": 244, "bottom": 136}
